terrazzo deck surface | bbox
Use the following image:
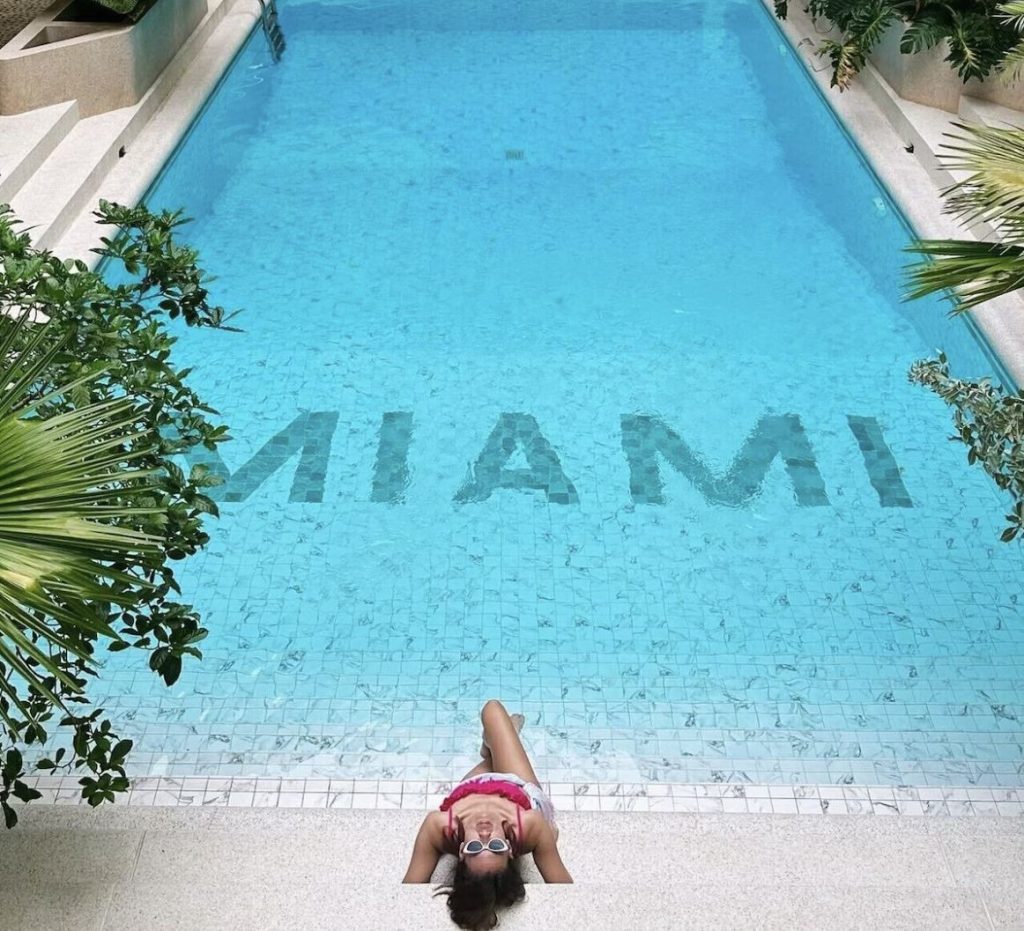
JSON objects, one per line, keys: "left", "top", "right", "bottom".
{"left": 1, "top": 806, "right": 1021, "bottom": 929}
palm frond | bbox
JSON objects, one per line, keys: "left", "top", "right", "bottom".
{"left": 935, "top": 123, "right": 1024, "bottom": 234}
{"left": 999, "top": 1, "right": 1024, "bottom": 34}
{"left": 998, "top": 41, "right": 1024, "bottom": 81}
{"left": 0, "top": 315, "right": 162, "bottom": 719}
{"left": 905, "top": 238, "right": 1024, "bottom": 309}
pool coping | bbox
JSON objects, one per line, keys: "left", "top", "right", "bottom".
{"left": 13, "top": 1, "right": 1022, "bottom": 818}
{"left": 762, "top": 0, "right": 1024, "bottom": 387}
{"left": 4, "top": 805, "right": 1020, "bottom": 931}
{"left": 43, "top": 0, "right": 259, "bottom": 263}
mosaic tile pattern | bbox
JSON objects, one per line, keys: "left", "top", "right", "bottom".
{"left": 49, "top": 0, "right": 1024, "bottom": 791}
{"left": 845, "top": 415, "right": 914, "bottom": 509}
{"left": 621, "top": 413, "right": 831, "bottom": 506}
{"left": 455, "top": 413, "right": 580, "bottom": 504}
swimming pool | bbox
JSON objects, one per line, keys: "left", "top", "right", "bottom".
{"left": 94, "top": 0, "right": 1022, "bottom": 790}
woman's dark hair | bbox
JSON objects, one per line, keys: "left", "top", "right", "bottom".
{"left": 435, "top": 858, "right": 526, "bottom": 930}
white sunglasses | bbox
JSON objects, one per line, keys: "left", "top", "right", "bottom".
{"left": 461, "top": 838, "right": 512, "bottom": 856}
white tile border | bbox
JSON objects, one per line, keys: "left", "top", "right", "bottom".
{"left": 19, "top": 775, "right": 1024, "bottom": 817}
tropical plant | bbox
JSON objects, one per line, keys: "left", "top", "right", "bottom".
{"left": 0, "top": 202, "right": 231, "bottom": 826}
{"left": 902, "top": 114, "right": 1024, "bottom": 542}
{"left": 84, "top": 0, "right": 157, "bottom": 23}
{"left": 996, "top": 0, "right": 1024, "bottom": 78}
{"left": 775, "top": 0, "right": 1019, "bottom": 89}
{"left": 906, "top": 122, "right": 1024, "bottom": 310}
{"left": 910, "top": 355, "right": 1024, "bottom": 540}
{"left": 0, "top": 313, "right": 162, "bottom": 828}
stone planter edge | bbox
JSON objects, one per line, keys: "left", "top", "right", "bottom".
{"left": 0, "top": 0, "right": 209, "bottom": 117}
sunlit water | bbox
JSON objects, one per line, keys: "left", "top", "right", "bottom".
{"left": 89, "top": 0, "right": 1022, "bottom": 787}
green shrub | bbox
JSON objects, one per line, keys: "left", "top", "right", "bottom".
{"left": 775, "top": 1, "right": 1019, "bottom": 89}
{"left": 0, "top": 202, "right": 232, "bottom": 826}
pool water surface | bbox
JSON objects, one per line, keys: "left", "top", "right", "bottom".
{"left": 92, "top": 0, "right": 1023, "bottom": 788}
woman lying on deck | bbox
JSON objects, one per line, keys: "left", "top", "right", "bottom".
{"left": 403, "top": 699, "right": 573, "bottom": 929}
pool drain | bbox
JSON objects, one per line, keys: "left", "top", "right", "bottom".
{"left": 505, "top": 149, "right": 525, "bottom": 160}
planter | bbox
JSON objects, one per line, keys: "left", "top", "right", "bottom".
{"left": 963, "top": 73, "right": 1024, "bottom": 112}
{"left": 0, "top": 0, "right": 208, "bottom": 116}
{"left": 868, "top": 21, "right": 962, "bottom": 113}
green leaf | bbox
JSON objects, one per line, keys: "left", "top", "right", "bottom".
{"left": 0, "top": 200, "right": 231, "bottom": 824}
{"left": 905, "top": 238, "right": 1024, "bottom": 310}
{"left": 110, "top": 739, "right": 133, "bottom": 765}
{"left": 11, "top": 781, "right": 41, "bottom": 803}
{"left": 3, "top": 748, "right": 23, "bottom": 779}
{"left": 901, "top": 16, "right": 946, "bottom": 55}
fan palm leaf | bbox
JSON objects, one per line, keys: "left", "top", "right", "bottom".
{"left": 905, "top": 122, "right": 1024, "bottom": 309}
{"left": 905, "top": 239, "right": 1024, "bottom": 309}
{"left": 0, "top": 313, "right": 162, "bottom": 725}
{"left": 999, "top": 1, "right": 1024, "bottom": 80}
{"left": 938, "top": 123, "right": 1024, "bottom": 228}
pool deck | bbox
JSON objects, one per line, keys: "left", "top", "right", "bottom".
{"left": 2, "top": 805, "right": 1021, "bottom": 930}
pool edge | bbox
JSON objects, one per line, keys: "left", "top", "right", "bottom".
{"left": 21, "top": 774, "right": 1023, "bottom": 817}
{"left": 761, "top": 0, "right": 1024, "bottom": 389}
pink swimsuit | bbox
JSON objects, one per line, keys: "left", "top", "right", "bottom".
{"left": 440, "top": 777, "right": 529, "bottom": 850}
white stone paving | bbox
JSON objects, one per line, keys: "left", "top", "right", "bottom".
{"left": 1, "top": 805, "right": 1020, "bottom": 929}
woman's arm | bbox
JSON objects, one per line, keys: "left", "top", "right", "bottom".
{"left": 531, "top": 823, "right": 573, "bottom": 883}
{"left": 402, "top": 813, "right": 443, "bottom": 883}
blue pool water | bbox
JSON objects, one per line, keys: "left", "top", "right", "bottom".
{"left": 96, "top": 0, "right": 1023, "bottom": 787}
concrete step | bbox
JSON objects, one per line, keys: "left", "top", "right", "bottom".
{"left": 7, "top": 0, "right": 245, "bottom": 252}
{"left": 9, "top": 109, "right": 133, "bottom": 248}
{"left": 52, "top": 0, "right": 260, "bottom": 263}
{"left": 959, "top": 93, "right": 1024, "bottom": 131}
{"left": 0, "top": 100, "right": 78, "bottom": 205}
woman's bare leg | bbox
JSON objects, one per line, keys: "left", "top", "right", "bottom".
{"left": 480, "top": 699, "right": 540, "bottom": 785}
{"left": 458, "top": 750, "right": 493, "bottom": 782}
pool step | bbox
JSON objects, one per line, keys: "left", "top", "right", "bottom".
{"left": 9, "top": 109, "right": 135, "bottom": 249}
{"left": 959, "top": 94, "right": 1024, "bottom": 133}
{"left": 51, "top": 0, "right": 260, "bottom": 263}
{"left": 7, "top": 0, "right": 251, "bottom": 255}
{"left": 0, "top": 101, "right": 79, "bottom": 206}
